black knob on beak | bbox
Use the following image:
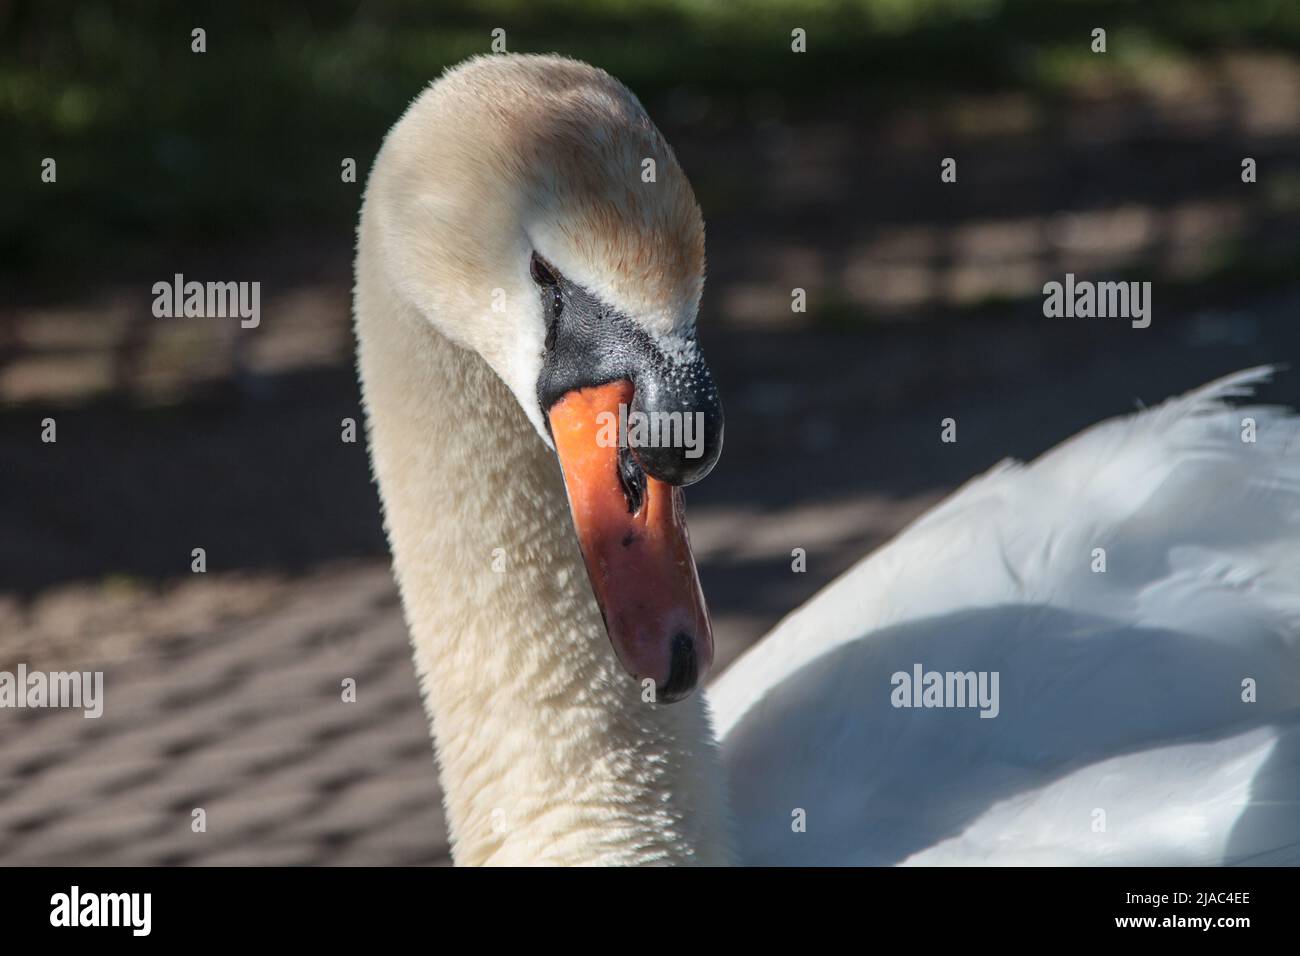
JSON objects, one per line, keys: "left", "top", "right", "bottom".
{"left": 629, "top": 351, "right": 724, "bottom": 487}
{"left": 532, "top": 265, "right": 724, "bottom": 488}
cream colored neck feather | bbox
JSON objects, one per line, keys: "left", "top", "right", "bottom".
{"left": 355, "top": 226, "right": 733, "bottom": 866}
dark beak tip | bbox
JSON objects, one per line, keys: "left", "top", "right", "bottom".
{"left": 655, "top": 631, "right": 700, "bottom": 703}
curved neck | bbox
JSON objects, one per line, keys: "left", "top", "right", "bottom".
{"left": 354, "top": 230, "right": 733, "bottom": 865}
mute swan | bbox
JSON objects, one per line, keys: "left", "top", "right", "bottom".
{"left": 355, "top": 54, "right": 1300, "bottom": 866}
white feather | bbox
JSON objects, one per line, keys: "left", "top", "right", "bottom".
{"left": 711, "top": 368, "right": 1300, "bottom": 865}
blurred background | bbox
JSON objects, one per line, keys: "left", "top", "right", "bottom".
{"left": 1, "top": 0, "right": 1298, "bottom": 863}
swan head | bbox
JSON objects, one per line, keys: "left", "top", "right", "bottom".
{"left": 365, "top": 54, "right": 723, "bottom": 700}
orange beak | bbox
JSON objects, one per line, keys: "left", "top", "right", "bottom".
{"left": 548, "top": 381, "right": 713, "bottom": 701}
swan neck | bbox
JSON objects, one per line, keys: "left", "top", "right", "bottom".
{"left": 354, "top": 239, "right": 732, "bottom": 865}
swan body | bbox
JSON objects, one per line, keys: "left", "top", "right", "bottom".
{"left": 711, "top": 368, "right": 1300, "bottom": 865}
{"left": 355, "top": 54, "right": 1300, "bottom": 865}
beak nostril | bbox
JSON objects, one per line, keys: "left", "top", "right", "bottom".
{"left": 617, "top": 444, "right": 646, "bottom": 516}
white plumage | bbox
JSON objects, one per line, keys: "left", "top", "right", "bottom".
{"left": 712, "top": 368, "right": 1300, "bottom": 864}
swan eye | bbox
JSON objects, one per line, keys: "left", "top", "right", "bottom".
{"left": 531, "top": 252, "right": 564, "bottom": 319}
{"left": 530, "top": 252, "right": 564, "bottom": 347}
{"left": 530, "top": 251, "right": 557, "bottom": 287}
